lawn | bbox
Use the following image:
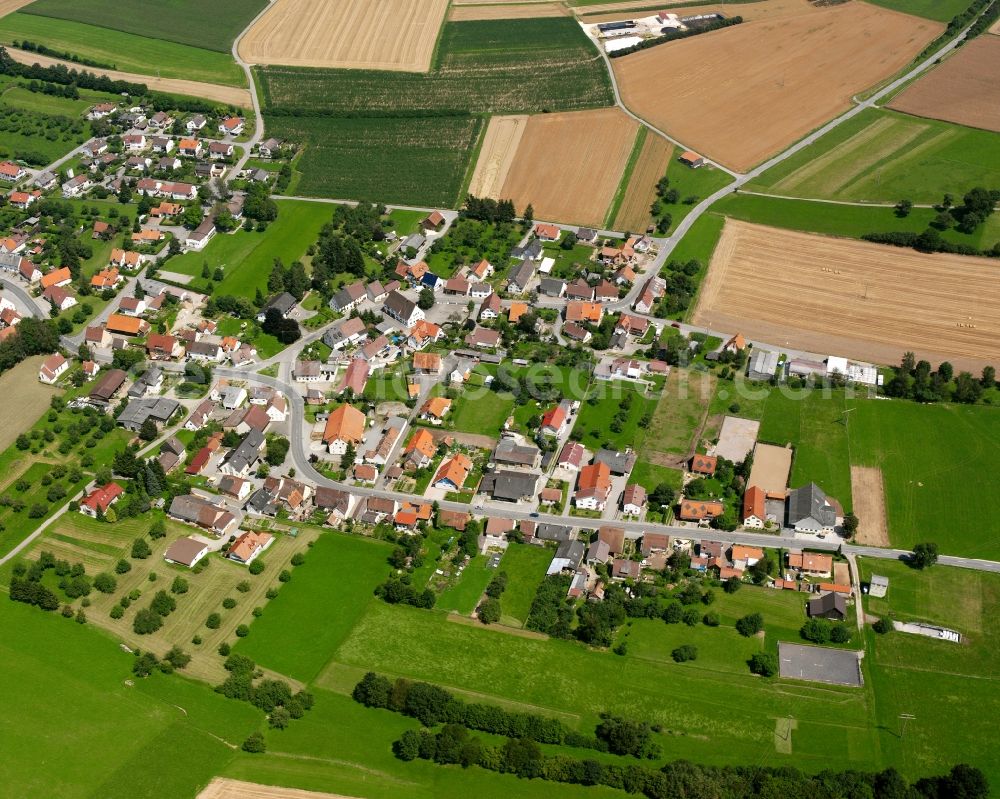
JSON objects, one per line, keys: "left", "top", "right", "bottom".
{"left": 21, "top": 0, "right": 267, "bottom": 53}
{"left": 235, "top": 532, "right": 393, "bottom": 683}
{"left": 629, "top": 459, "right": 683, "bottom": 494}
{"left": 655, "top": 158, "right": 734, "bottom": 228}
{"left": 319, "top": 600, "right": 879, "bottom": 772}
{"left": 863, "top": 0, "right": 972, "bottom": 23}
{"left": 450, "top": 387, "right": 515, "bottom": 440}
{"left": 1, "top": 84, "right": 96, "bottom": 116}
{"left": 639, "top": 367, "right": 717, "bottom": 464}
{"left": 744, "top": 108, "right": 1000, "bottom": 204}
{"left": 0, "top": 461, "right": 89, "bottom": 558}
{"left": 257, "top": 18, "right": 613, "bottom": 116}
{"left": 572, "top": 382, "right": 658, "bottom": 451}
{"left": 437, "top": 554, "right": 495, "bottom": 615}
{"left": 164, "top": 200, "right": 332, "bottom": 296}
{"left": 0, "top": 13, "right": 246, "bottom": 86}
{"left": 760, "top": 389, "right": 1000, "bottom": 557}
{"left": 0, "top": 600, "right": 262, "bottom": 799}
{"left": 264, "top": 115, "right": 483, "bottom": 207}
{"left": 496, "top": 543, "right": 552, "bottom": 627}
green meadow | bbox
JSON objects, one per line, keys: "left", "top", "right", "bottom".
{"left": 0, "top": 13, "right": 245, "bottom": 87}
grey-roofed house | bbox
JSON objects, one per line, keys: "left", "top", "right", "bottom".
{"left": 89, "top": 368, "right": 128, "bottom": 406}
{"left": 382, "top": 290, "right": 423, "bottom": 327}
{"left": 807, "top": 591, "right": 847, "bottom": 621}
{"left": 868, "top": 574, "right": 889, "bottom": 599}
{"left": 587, "top": 539, "right": 611, "bottom": 565}
{"left": 246, "top": 487, "right": 279, "bottom": 517}
{"left": 547, "top": 539, "right": 586, "bottom": 575}
{"left": 593, "top": 448, "right": 638, "bottom": 475}
{"left": 219, "top": 429, "right": 265, "bottom": 477}
{"left": 538, "top": 277, "right": 566, "bottom": 297}
{"left": 314, "top": 486, "right": 353, "bottom": 519}
{"left": 118, "top": 397, "right": 180, "bottom": 432}
{"left": 323, "top": 315, "right": 368, "bottom": 350}
{"left": 330, "top": 281, "right": 368, "bottom": 313}
{"left": 747, "top": 348, "right": 780, "bottom": 382}
{"left": 787, "top": 482, "right": 839, "bottom": 534}
{"left": 510, "top": 239, "right": 543, "bottom": 260}
{"left": 492, "top": 439, "right": 541, "bottom": 470}
{"left": 535, "top": 523, "right": 573, "bottom": 543}
{"left": 256, "top": 291, "right": 296, "bottom": 322}
{"left": 507, "top": 259, "right": 535, "bottom": 294}
{"left": 479, "top": 470, "right": 539, "bottom": 502}
{"left": 128, "top": 366, "right": 163, "bottom": 398}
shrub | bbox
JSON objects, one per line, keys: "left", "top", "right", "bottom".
{"left": 830, "top": 624, "right": 852, "bottom": 644}
{"left": 133, "top": 608, "right": 163, "bottom": 635}
{"left": 873, "top": 617, "right": 893, "bottom": 634}
{"left": 749, "top": 652, "right": 778, "bottom": 677}
{"left": 265, "top": 587, "right": 279, "bottom": 599}
{"left": 703, "top": 611, "right": 719, "bottom": 627}
{"left": 735, "top": 613, "right": 764, "bottom": 637}
{"left": 249, "top": 560, "right": 265, "bottom": 575}
{"left": 171, "top": 576, "right": 189, "bottom": 594}
{"left": 278, "top": 569, "right": 292, "bottom": 582}
{"left": 477, "top": 597, "right": 501, "bottom": 624}
{"left": 109, "top": 605, "right": 124, "bottom": 619}
{"left": 269, "top": 706, "right": 291, "bottom": 729}
{"left": 290, "top": 552, "right": 305, "bottom": 566}
{"left": 242, "top": 733, "right": 266, "bottom": 753}
{"left": 218, "top": 642, "right": 231, "bottom": 656}
{"left": 206, "top": 612, "right": 221, "bottom": 629}
{"left": 800, "top": 617, "right": 831, "bottom": 644}
{"left": 131, "top": 538, "right": 151, "bottom": 559}
{"left": 235, "top": 624, "right": 250, "bottom": 637}
{"left": 115, "top": 558, "right": 132, "bottom": 574}
{"left": 672, "top": 644, "right": 698, "bottom": 663}
{"left": 236, "top": 580, "right": 251, "bottom": 593}
{"left": 93, "top": 572, "right": 117, "bottom": 593}
{"left": 222, "top": 597, "right": 237, "bottom": 609}
{"left": 682, "top": 607, "right": 701, "bottom": 626}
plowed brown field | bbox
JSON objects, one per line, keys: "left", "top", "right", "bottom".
{"left": 612, "top": 3, "right": 940, "bottom": 172}
{"left": 613, "top": 133, "right": 672, "bottom": 231}
{"left": 692, "top": 220, "right": 1000, "bottom": 370}
{"left": 198, "top": 779, "right": 361, "bottom": 799}
{"left": 497, "top": 108, "right": 639, "bottom": 226}
{"left": 239, "top": 0, "right": 449, "bottom": 72}
{"left": 889, "top": 36, "right": 1000, "bottom": 133}
{"left": 450, "top": 2, "right": 566, "bottom": 19}
{"left": 468, "top": 114, "right": 529, "bottom": 199}
{"left": 851, "top": 466, "right": 889, "bottom": 547}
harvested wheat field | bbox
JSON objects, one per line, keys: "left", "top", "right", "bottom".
{"left": 890, "top": 36, "right": 1000, "bottom": 133}
{"left": 450, "top": 2, "right": 566, "bottom": 19}
{"left": 0, "top": 0, "right": 32, "bottom": 19}
{"left": 468, "top": 114, "right": 528, "bottom": 199}
{"left": 5, "top": 48, "right": 251, "bottom": 106}
{"left": 583, "top": 0, "right": 814, "bottom": 24}
{"left": 198, "top": 779, "right": 361, "bottom": 799}
{"left": 613, "top": 3, "right": 940, "bottom": 172}
{"left": 0, "top": 355, "right": 57, "bottom": 451}
{"left": 613, "top": 132, "right": 672, "bottom": 231}
{"left": 851, "top": 466, "right": 889, "bottom": 547}
{"left": 990, "top": 17, "right": 1000, "bottom": 34}
{"left": 692, "top": 220, "right": 1000, "bottom": 371}
{"left": 239, "top": 0, "right": 449, "bottom": 71}
{"left": 497, "top": 107, "right": 639, "bottom": 226}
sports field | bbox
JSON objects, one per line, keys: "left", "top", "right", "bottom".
{"left": 692, "top": 220, "right": 1000, "bottom": 371}
{"left": 20, "top": 0, "right": 266, "bottom": 52}
{"left": 240, "top": 0, "right": 450, "bottom": 72}
{"left": 613, "top": 130, "right": 672, "bottom": 231}
{"left": 165, "top": 200, "right": 337, "bottom": 295}
{"left": 760, "top": 389, "right": 1000, "bottom": 558}
{"left": 257, "top": 18, "right": 614, "bottom": 115}
{"left": 3, "top": 43, "right": 250, "bottom": 105}
{"left": 0, "top": 12, "right": 246, "bottom": 86}
{"left": 495, "top": 108, "right": 639, "bottom": 227}
{"left": 744, "top": 109, "right": 1000, "bottom": 203}
{"left": 612, "top": 3, "right": 940, "bottom": 171}
{"left": 890, "top": 36, "right": 1000, "bottom": 133}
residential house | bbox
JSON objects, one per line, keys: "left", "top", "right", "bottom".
{"left": 565, "top": 279, "right": 594, "bottom": 301}
{"left": 88, "top": 368, "right": 127, "bottom": 406}
{"left": 403, "top": 428, "right": 437, "bottom": 470}
{"left": 540, "top": 401, "right": 571, "bottom": 437}
{"left": 42, "top": 285, "right": 76, "bottom": 312}
{"left": 293, "top": 360, "right": 322, "bottom": 382}
{"left": 634, "top": 276, "right": 665, "bottom": 315}
{"left": 330, "top": 281, "right": 368, "bottom": 313}
{"left": 119, "top": 297, "right": 148, "bottom": 317}
{"left": 786, "top": 551, "right": 833, "bottom": 578}
{"left": 598, "top": 525, "right": 626, "bottom": 556}
{"left": 493, "top": 439, "right": 541, "bottom": 470}
{"left": 807, "top": 591, "right": 847, "bottom": 621}
{"left": 186, "top": 216, "right": 216, "bottom": 251}
{"left": 786, "top": 483, "right": 840, "bottom": 534}
{"left": 38, "top": 354, "right": 68, "bottom": 384}
{"left": 0, "top": 161, "right": 27, "bottom": 182}
{"left": 507, "top": 259, "right": 535, "bottom": 294}
{"left": 419, "top": 396, "right": 451, "bottom": 424}
{"left": 534, "top": 223, "right": 560, "bottom": 242}
{"left": 479, "top": 292, "right": 502, "bottom": 321}
{"left": 557, "top": 441, "right": 586, "bottom": 471}
{"left": 314, "top": 486, "right": 354, "bottom": 521}
{"left": 322, "top": 316, "right": 367, "bottom": 351}
{"left": 469, "top": 281, "right": 492, "bottom": 299}
{"left": 323, "top": 404, "right": 366, "bottom": 456}
{"left": 742, "top": 485, "right": 766, "bottom": 529}
{"left": 479, "top": 470, "right": 540, "bottom": 503}
{"left": 539, "top": 278, "right": 566, "bottom": 298}
{"left": 547, "top": 539, "right": 585, "bottom": 575}
{"left": 335, "top": 358, "right": 369, "bottom": 396}
{"left": 227, "top": 531, "right": 275, "bottom": 566}
{"left": 218, "top": 474, "right": 252, "bottom": 501}
{"left": 163, "top": 536, "right": 210, "bottom": 568}
{"left": 576, "top": 462, "right": 611, "bottom": 510}
{"left": 566, "top": 301, "right": 602, "bottom": 324}
{"left": 469, "top": 259, "right": 493, "bottom": 280}
{"left": 465, "top": 326, "right": 501, "bottom": 349}
{"left": 177, "top": 138, "right": 202, "bottom": 158}
{"left": 168, "top": 494, "right": 236, "bottom": 537}
{"left": 723, "top": 333, "right": 747, "bottom": 354}
{"left": 433, "top": 453, "right": 472, "bottom": 490}
{"left": 382, "top": 290, "right": 423, "bottom": 327}
{"left": 106, "top": 314, "right": 147, "bottom": 337}
{"left": 690, "top": 454, "right": 717, "bottom": 476}
{"left": 40, "top": 266, "right": 72, "bottom": 289}
{"left": 91, "top": 267, "right": 122, "bottom": 290}
{"left": 679, "top": 150, "right": 705, "bottom": 168}
{"left": 679, "top": 499, "right": 725, "bottom": 522}
{"left": 209, "top": 141, "right": 234, "bottom": 159}
{"left": 622, "top": 484, "right": 646, "bottom": 516}
{"left": 563, "top": 322, "right": 590, "bottom": 343}
{"left": 117, "top": 397, "right": 179, "bottom": 432}
{"left": 219, "top": 429, "right": 266, "bottom": 477}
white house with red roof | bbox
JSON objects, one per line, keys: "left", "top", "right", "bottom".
{"left": 79, "top": 483, "right": 124, "bottom": 518}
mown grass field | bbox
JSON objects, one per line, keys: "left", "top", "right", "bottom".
{"left": 266, "top": 116, "right": 483, "bottom": 207}
{"left": 164, "top": 199, "right": 332, "bottom": 296}
{"left": 657, "top": 157, "right": 733, "bottom": 227}
{"left": 437, "top": 554, "right": 495, "bottom": 615}
{"left": 572, "top": 382, "right": 658, "bottom": 451}
{"left": 258, "top": 19, "right": 613, "bottom": 116}
{"left": 496, "top": 543, "right": 552, "bottom": 627}
{"left": 760, "top": 390, "right": 1000, "bottom": 557}
{"left": 450, "top": 386, "right": 515, "bottom": 440}
{"left": 21, "top": 0, "right": 266, "bottom": 52}
{"left": 744, "top": 109, "right": 1000, "bottom": 204}
{"left": 639, "top": 367, "right": 717, "bottom": 464}
{"left": 235, "top": 531, "right": 393, "bottom": 683}
{"left": 864, "top": 0, "right": 971, "bottom": 23}
{"left": 0, "top": 600, "right": 262, "bottom": 799}
{"left": 0, "top": 13, "right": 246, "bottom": 86}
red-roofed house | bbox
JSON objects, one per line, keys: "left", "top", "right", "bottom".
{"left": 79, "top": 482, "right": 124, "bottom": 517}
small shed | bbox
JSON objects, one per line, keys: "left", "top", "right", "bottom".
{"left": 868, "top": 574, "right": 889, "bottom": 599}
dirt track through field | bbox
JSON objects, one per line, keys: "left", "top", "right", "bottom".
{"left": 613, "top": 132, "right": 671, "bottom": 231}
{"left": 692, "top": 220, "right": 1000, "bottom": 371}
{"left": 890, "top": 36, "right": 1000, "bottom": 134}
{"left": 498, "top": 107, "right": 639, "bottom": 227}
{"left": 612, "top": 3, "right": 940, "bottom": 172}
{"left": 850, "top": 466, "right": 889, "bottom": 547}
{"left": 239, "top": 0, "right": 449, "bottom": 71}
{"left": 468, "top": 115, "right": 528, "bottom": 199}
{"left": 198, "top": 778, "right": 363, "bottom": 799}
{"left": 4, "top": 48, "right": 251, "bottom": 106}
{"left": 449, "top": 2, "right": 566, "bottom": 19}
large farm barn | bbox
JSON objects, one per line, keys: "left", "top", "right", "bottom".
{"left": 692, "top": 220, "right": 1000, "bottom": 371}
{"left": 612, "top": 2, "right": 940, "bottom": 172}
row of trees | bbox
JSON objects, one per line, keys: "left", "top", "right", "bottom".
{"left": 883, "top": 352, "right": 994, "bottom": 405}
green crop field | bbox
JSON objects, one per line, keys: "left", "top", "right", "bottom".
{"left": 0, "top": 13, "right": 246, "bottom": 87}
{"left": 258, "top": 19, "right": 613, "bottom": 116}
{"left": 235, "top": 532, "right": 393, "bottom": 683}
{"left": 21, "top": 0, "right": 266, "bottom": 53}
{"left": 265, "top": 116, "right": 483, "bottom": 207}
{"left": 573, "top": 382, "right": 659, "bottom": 451}
{"left": 863, "top": 0, "right": 971, "bottom": 22}
{"left": 164, "top": 199, "right": 332, "bottom": 296}
{"left": 495, "top": 543, "right": 552, "bottom": 627}
{"left": 760, "top": 390, "right": 1000, "bottom": 557}
{"left": 744, "top": 109, "right": 1000, "bottom": 204}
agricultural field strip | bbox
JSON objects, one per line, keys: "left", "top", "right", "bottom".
{"left": 613, "top": 131, "right": 672, "bottom": 231}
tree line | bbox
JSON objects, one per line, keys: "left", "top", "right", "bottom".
{"left": 608, "top": 16, "right": 744, "bottom": 58}
{"left": 883, "top": 352, "right": 994, "bottom": 404}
